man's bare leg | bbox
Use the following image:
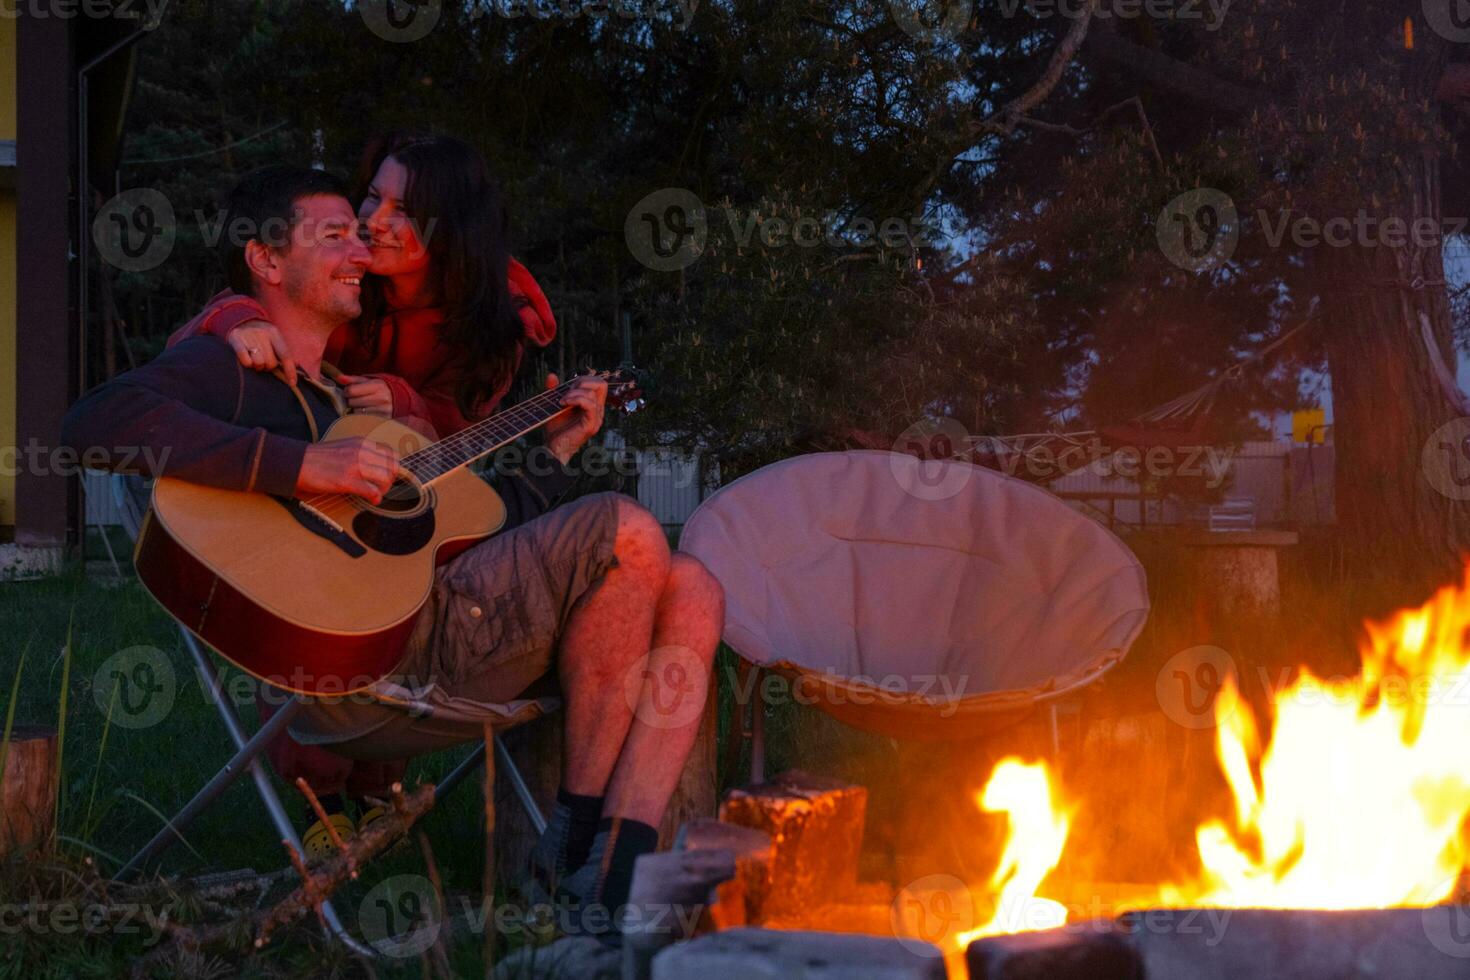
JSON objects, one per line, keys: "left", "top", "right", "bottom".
{"left": 603, "top": 553, "right": 725, "bottom": 826}
{"left": 555, "top": 498, "right": 671, "bottom": 796}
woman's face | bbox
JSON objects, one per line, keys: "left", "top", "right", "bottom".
{"left": 359, "top": 155, "right": 433, "bottom": 278}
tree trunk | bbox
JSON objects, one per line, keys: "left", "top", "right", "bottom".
{"left": 1317, "top": 149, "right": 1470, "bottom": 613}
{"left": 0, "top": 725, "right": 58, "bottom": 857}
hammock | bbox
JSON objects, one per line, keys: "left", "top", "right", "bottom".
{"left": 965, "top": 303, "right": 1319, "bottom": 482}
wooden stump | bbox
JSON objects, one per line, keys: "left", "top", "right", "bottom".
{"left": 493, "top": 712, "right": 562, "bottom": 880}
{"left": 0, "top": 725, "right": 58, "bottom": 857}
{"left": 718, "top": 770, "right": 868, "bottom": 918}
{"left": 658, "top": 677, "right": 719, "bottom": 849}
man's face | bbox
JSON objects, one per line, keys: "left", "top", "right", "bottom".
{"left": 275, "top": 195, "right": 372, "bottom": 324}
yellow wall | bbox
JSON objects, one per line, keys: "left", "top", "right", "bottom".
{"left": 0, "top": 16, "right": 13, "bottom": 140}
{"left": 0, "top": 15, "right": 15, "bottom": 527}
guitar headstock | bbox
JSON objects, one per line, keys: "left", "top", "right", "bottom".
{"left": 586, "top": 367, "right": 644, "bottom": 414}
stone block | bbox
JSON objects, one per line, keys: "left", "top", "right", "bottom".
{"left": 651, "top": 928, "right": 945, "bottom": 979}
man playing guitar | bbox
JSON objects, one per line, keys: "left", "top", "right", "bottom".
{"left": 62, "top": 166, "right": 725, "bottom": 938}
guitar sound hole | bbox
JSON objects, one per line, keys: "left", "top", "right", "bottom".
{"left": 377, "top": 477, "right": 423, "bottom": 514}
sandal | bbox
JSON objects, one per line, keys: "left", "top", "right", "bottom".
{"left": 301, "top": 812, "right": 355, "bottom": 862}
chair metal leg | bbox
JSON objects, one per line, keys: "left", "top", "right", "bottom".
{"left": 116, "top": 698, "right": 301, "bottom": 880}
{"left": 495, "top": 737, "right": 547, "bottom": 837}
{"left": 435, "top": 737, "right": 547, "bottom": 837}
{"left": 122, "top": 627, "right": 379, "bottom": 957}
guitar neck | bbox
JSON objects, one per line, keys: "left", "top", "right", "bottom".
{"left": 401, "top": 380, "right": 578, "bottom": 484}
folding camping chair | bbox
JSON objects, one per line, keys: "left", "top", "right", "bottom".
{"left": 105, "top": 473, "right": 549, "bottom": 956}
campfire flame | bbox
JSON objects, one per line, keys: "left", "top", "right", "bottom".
{"left": 1161, "top": 580, "right": 1470, "bottom": 910}
{"left": 954, "top": 572, "right": 1470, "bottom": 962}
{"left": 957, "top": 760, "right": 1071, "bottom": 943}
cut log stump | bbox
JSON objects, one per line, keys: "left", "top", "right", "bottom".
{"left": 0, "top": 725, "right": 57, "bottom": 858}
{"left": 718, "top": 770, "right": 867, "bottom": 918}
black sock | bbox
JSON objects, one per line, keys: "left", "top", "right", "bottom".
{"left": 566, "top": 816, "right": 660, "bottom": 930}
{"left": 528, "top": 787, "right": 604, "bottom": 886}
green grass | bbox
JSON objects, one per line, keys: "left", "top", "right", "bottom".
{"left": 0, "top": 557, "right": 867, "bottom": 978}
{"left": 0, "top": 566, "right": 543, "bottom": 978}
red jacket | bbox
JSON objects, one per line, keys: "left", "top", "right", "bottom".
{"left": 167, "top": 258, "right": 557, "bottom": 438}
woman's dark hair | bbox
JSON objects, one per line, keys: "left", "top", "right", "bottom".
{"left": 219, "top": 165, "right": 351, "bottom": 296}
{"left": 354, "top": 132, "right": 527, "bottom": 419}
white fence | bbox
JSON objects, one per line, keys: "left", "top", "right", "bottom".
{"left": 1049, "top": 440, "right": 1335, "bottom": 529}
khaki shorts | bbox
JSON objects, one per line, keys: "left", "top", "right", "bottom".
{"left": 289, "top": 491, "right": 623, "bottom": 759}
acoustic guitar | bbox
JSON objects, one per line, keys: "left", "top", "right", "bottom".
{"left": 135, "top": 370, "right": 640, "bottom": 695}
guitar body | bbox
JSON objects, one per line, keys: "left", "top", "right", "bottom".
{"left": 135, "top": 414, "right": 506, "bottom": 695}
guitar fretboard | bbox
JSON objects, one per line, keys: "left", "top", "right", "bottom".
{"left": 402, "top": 379, "right": 581, "bottom": 484}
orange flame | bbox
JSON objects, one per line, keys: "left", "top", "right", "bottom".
{"left": 958, "top": 760, "right": 1072, "bottom": 944}
{"left": 958, "top": 571, "right": 1470, "bottom": 957}
{"left": 1163, "top": 577, "right": 1470, "bottom": 909}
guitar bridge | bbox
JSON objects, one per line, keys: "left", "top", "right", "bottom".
{"left": 298, "top": 500, "right": 345, "bottom": 533}
{"left": 273, "top": 496, "right": 367, "bottom": 558}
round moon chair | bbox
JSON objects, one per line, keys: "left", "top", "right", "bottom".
{"left": 679, "top": 451, "right": 1150, "bottom": 742}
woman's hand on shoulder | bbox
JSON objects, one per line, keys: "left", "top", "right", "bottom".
{"left": 226, "top": 321, "right": 296, "bottom": 383}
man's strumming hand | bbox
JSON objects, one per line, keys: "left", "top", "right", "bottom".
{"left": 295, "top": 437, "right": 399, "bottom": 504}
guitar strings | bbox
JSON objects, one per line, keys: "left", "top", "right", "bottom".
{"left": 295, "top": 382, "right": 574, "bottom": 515}
{"left": 294, "top": 376, "right": 605, "bottom": 516}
